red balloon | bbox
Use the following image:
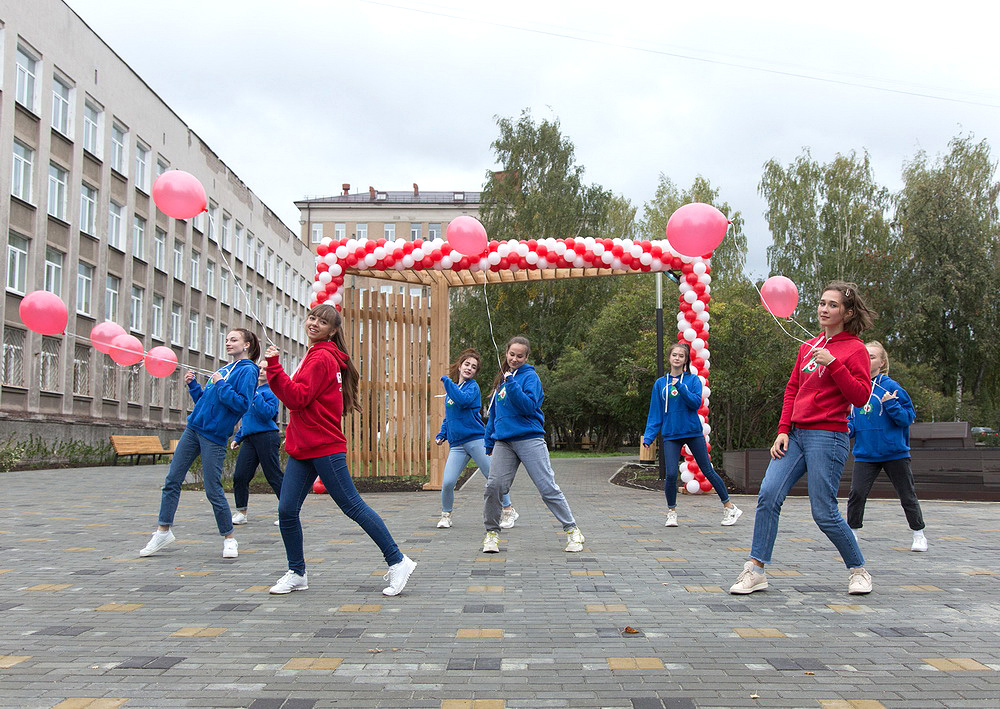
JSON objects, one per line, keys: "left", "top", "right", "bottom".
{"left": 109, "top": 333, "right": 144, "bottom": 366}
{"left": 313, "top": 477, "right": 327, "bottom": 494}
{"left": 91, "top": 321, "right": 127, "bottom": 354}
{"left": 666, "top": 203, "right": 729, "bottom": 257}
{"left": 19, "top": 290, "right": 68, "bottom": 335}
{"left": 145, "top": 346, "right": 178, "bottom": 377}
{"left": 699, "top": 479, "right": 713, "bottom": 491}
{"left": 760, "top": 276, "right": 799, "bottom": 318}
{"left": 152, "top": 170, "right": 208, "bottom": 220}
{"left": 317, "top": 244, "right": 329, "bottom": 256}
{"left": 446, "top": 216, "right": 488, "bottom": 257}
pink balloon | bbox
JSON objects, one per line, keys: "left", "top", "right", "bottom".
{"left": 666, "top": 203, "right": 730, "bottom": 257}
{"left": 19, "top": 290, "right": 68, "bottom": 335}
{"left": 145, "top": 346, "right": 179, "bottom": 377}
{"left": 446, "top": 216, "right": 488, "bottom": 257}
{"left": 152, "top": 170, "right": 208, "bottom": 220}
{"left": 760, "top": 276, "right": 799, "bottom": 318}
{"left": 91, "top": 322, "right": 127, "bottom": 354}
{"left": 109, "top": 333, "right": 145, "bottom": 366}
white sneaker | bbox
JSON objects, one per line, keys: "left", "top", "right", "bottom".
{"left": 382, "top": 555, "right": 416, "bottom": 596}
{"left": 232, "top": 511, "right": 248, "bottom": 525}
{"left": 729, "top": 560, "right": 768, "bottom": 594}
{"left": 721, "top": 505, "right": 743, "bottom": 526}
{"left": 664, "top": 510, "right": 678, "bottom": 527}
{"left": 273, "top": 519, "right": 280, "bottom": 526}
{"left": 482, "top": 530, "right": 500, "bottom": 553}
{"left": 499, "top": 507, "right": 519, "bottom": 529}
{"left": 911, "top": 531, "right": 928, "bottom": 552}
{"left": 269, "top": 570, "right": 308, "bottom": 594}
{"left": 564, "top": 527, "right": 585, "bottom": 552}
{"left": 848, "top": 567, "right": 873, "bottom": 594}
{"left": 437, "top": 512, "right": 452, "bottom": 528}
{"left": 852, "top": 528, "right": 860, "bottom": 542}
{"left": 222, "top": 538, "right": 238, "bottom": 558}
{"left": 139, "top": 529, "right": 175, "bottom": 557}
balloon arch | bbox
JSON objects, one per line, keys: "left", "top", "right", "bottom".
{"left": 311, "top": 235, "right": 715, "bottom": 492}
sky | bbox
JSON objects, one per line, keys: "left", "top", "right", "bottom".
{"left": 65, "top": 0, "right": 1000, "bottom": 278}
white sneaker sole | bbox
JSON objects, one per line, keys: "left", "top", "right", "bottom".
{"left": 139, "top": 535, "right": 174, "bottom": 557}
{"left": 664, "top": 519, "right": 678, "bottom": 527}
{"left": 721, "top": 508, "right": 743, "bottom": 526}
{"left": 729, "top": 580, "right": 768, "bottom": 595}
{"left": 849, "top": 585, "right": 872, "bottom": 595}
{"left": 437, "top": 520, "right": 452, "bottom": 528}
{"left": 269, "top": 584, "right": 308, "bottom": 595}
{"left": 382, "top": 559, "right": 417, "bottom": 596}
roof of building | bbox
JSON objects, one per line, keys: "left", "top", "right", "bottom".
{"left": 296, "top": 190, "right": 482, "bottom": 206}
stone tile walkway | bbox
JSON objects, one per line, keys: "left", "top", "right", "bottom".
{"left": 0, "top": 457, "right": 997, "bottom": 708}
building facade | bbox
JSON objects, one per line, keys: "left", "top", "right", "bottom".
{"left": 0, "top": 0, "right": 313, "bottom": 447}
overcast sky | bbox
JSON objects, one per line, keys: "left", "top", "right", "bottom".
{"left": 66, "top": 0, "right": 1000, "bottom": 277}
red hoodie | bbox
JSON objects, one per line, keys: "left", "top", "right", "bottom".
{"left": 778, "top": 331, "right": 872, "bottom": 434}
{"left": 266, "top": 341, "right": 350, "bottom": 459}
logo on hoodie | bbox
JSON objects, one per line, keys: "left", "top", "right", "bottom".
{"left": 802, "top": 358, "right": 818, "bottom": 373}
{"left": 669, "top": 386, "right": 679, "bottom": 397}
{"left": 498, "top": 387, "right": 507, "bottom": 401}
{"left": 862, "top": 403, "right": 872, "bottom": 414}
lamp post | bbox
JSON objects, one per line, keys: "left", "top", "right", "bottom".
{"left": 655, "top": 272, "right": 667, "bottom": 482}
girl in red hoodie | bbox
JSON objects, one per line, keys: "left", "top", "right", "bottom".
{"left": 730, "top": 281, "right": 876, "bottom": 596}
{"left": 264, "top": 305, "right": 415, "bottom": 597}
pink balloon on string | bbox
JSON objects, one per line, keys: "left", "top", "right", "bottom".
{"left": 446, "top": 216, "right": 489, "bottom": 257}
{"left": 109, "top": 333, "right": 145, "bottom": 366}
{"left": 666, "top": 203, "right": 730, "bottom": 257}
{"left": 91, "top": 322, "right": 127, "bottom": 354}
{"left": 19, "top": 290, "right": 68, "bottom": 335}
{"left": 152, "top": 170, "right": 208, "bottom": 219}
{"left": 145, "top": 346, "right": 179, "bottom": 377}
{"left": 760, "top": 276, "right": 799, "bottom": 318}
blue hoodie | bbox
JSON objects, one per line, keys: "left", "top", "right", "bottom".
{"left": 234, "top": 383, "right": 280, "bottom": 444}
{"left": 483, "top": 363, "right": 546, "bottom": 453}
{"left": 848, "top": 373, "right": 916, "bottom": 462}
{"left": 186, "top": 358, "right": 260, "bottom": 446}
{"left": 436, "top": 377, "right": 486, "bottom": 446}
{"left": 643, "top": 373, "right": 704, "bottom": 445}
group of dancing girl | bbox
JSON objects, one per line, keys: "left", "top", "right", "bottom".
{"left": 138, "top": 279, "right": 927, "bottom": 598}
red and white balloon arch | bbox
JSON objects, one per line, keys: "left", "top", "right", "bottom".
{"left": 311, "top": 235, "right": 717, "bottom": 491}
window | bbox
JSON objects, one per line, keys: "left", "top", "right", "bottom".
{"left": 221, "top": 214, "right": 232, "bottom": 251}
{"left": 410, "top": 223, "right": 422, "bottom": 239}
{"left": 173, "top": 240, "right": 184, "bottom": 276}
{"left": 334, "top": 223, "right": 346, "bottom": 239}
{"left": 266, "top": 296, "right": 274, "bottom": 328}
{"left": 207, "top": 202, "right": 218, "bottom": 242}
{"left": 191, "top": 210, "right": 204, "bottom": 233}
{"left": 283, "top": 263, "right": 291, "bottom": 292}
{"left": 150, "top": 375, "right": 161, "bottom": 407}
{"left": 234, "top": 223, "right": 244, "bottom": 260}
{"left": 206, "top": 260, "right": 216, "bottom": 297}
{"left": 205, "top": 318, "right": 214, "bottom": 358}
{"left": 234, "top": 277, "right": 243, "bottom": 312}
{"left": 132, "top": 215, "right": 146, "bottom": 260}
{"left": 168, "top": 371, "right": 180, "bottom": 409}
{"left": 276, "top": 258, "right": 285, "bottom": 289}
{"left": 256, "top": 242, "right": 265, "bottom": 273}
{"left": 51, "top": 76, "right": 72, "bottom": 136}
{"left": 151, "top": 295, "right": 164, "bottom": 340}
{"left": 255, "top": 290, "right": 262, "bottom": 319}
{"left": 356, "top": 223, "right": 368, "bottom": 240}
{"left": 47, "top": 163, "right": 68, "bottom": 220}
{"left": 2, "top": 328, "right": 26, "bottom": 387}
{"left": 218, "top": 326, "right": 227, "bottom": 360}
{"left": 108, "top": 201, "right": 124, "bottom": 249}
{"left": 76, "top": 262, "right": 94, "bottom": 315}
{"left": 246, "top": 231, "right": 255, "bottom": 264}
{"left": 191, "top": 250, "right": 201, "bottom": 287}
{"left": 126, "top": 367, "right": 141, "bottom": 402}
{"left": 266, "top": 249, "right": 275, "bottom": 282}
{"left": 44, "top": 247, "right": 64, "bottom": 297}
{"left": 102, "top": 361, "right": 117, "bottom": 399}
{"left": 157, "top": 158, "right": 169, "bottom": 178}
{"left": 154, "top": 228, "right": 167, "bottom": 270}
{"left": 111, "top": 123, "right": 127, "bottom": 174}
{"left": 105, "top": 275, "right": 121, "bottom": 321}
{"left": 15, "top": 46, "right": 38, "bottom": 111}
{"left": 40, "top": 337, "right": 60, "bottom": 392}
{"left": 188, "top": 313, "right": 199, "bottom": 350}
{"left": 134, "top": 142, "right": 150, "bottom": 192}
{"left": 11, "top": 140, "right": 34, "bottom": 203}
{"left": 73, "top": 344, "right": 91, "bottom": 395}
{"left": 170, "top": 303, "right": 182, "bottom": 345}
{"left": 384, "top": 223, "right": 395, "bottom": 240}
{"left": 83, "top": 101, "right": 101, "bottom": 156}
{"left": 220, "top": 269, "right": 230, "bottom": 305}
{"left": 80, "top": 184, "right": 98, "bottom": 235}
{"left": 7, "top": 234, "right": 29, "bottom": 295}
{"left": 311, "top": 223, "right": 323, "bottom": 243}
{"left": 130, "top": 286, "right": 144, "bottom": 332}
{"left": 428, "top": 223, "right": 442, "bottom": 239}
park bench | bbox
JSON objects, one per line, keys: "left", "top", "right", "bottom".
{"left": 109, "top": 435, "right": 174, "bottom": 465}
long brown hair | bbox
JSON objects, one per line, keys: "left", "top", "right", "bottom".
{"left": 231, "top": 328, "right": 261, "bottom": 361}
{"left": 491, "top": 336, "right": 531, "bottom": 392}
{"left": 449, "top": 348, "right": 482, "bottom": 383}
{"left": 308, "top": 304, "right": 361, "bottom": 413}
{"left": 823, "top": 281, "right": 876, "bottom": 336}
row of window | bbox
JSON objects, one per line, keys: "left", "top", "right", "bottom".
{"left": 310, "top": 222, "right": 444, "bottom": 243}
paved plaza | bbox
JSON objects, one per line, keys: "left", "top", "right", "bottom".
{"left": 0, "top": 456, "right": 997, "bottom": 708}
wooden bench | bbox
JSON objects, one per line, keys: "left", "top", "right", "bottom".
{"left": 910, "top": 421, "right": 971, "bottom": 449}
{"left": 110, "top": 435, "right": 174, "bottom": 465}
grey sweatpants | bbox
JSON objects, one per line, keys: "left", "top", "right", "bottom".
{"left": 484, "top": 437, "right": 576, "bottom": 532}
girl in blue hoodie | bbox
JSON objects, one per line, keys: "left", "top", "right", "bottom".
{"left": 481, "top": 336, "right": 584, "bottom": 554}
{"left": 139, "top": 329, "right": 260, "bottom": 560}
{"left": 847, "top": 341, "right": 927, "bottom": 552}
{"left": 643, "top": 342, "right": 741, "bottom": 528}
{"left": 434, "top": 348, "right": 515, "bottom": 529}
{"left": 230, "top": 367, "right": 284, "bottom": 527}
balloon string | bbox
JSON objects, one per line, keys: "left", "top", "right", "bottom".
{"left": 482, "top": 272, "right": 503, "bottom": 373}
{"left": 217, "top": 250, "right": 278, "bottom": 348}
{"left": 66, "top": 332, "right": 217, "bottom": 376}
{"left": 749, "top": 279, "right": 823, "bottom": 355}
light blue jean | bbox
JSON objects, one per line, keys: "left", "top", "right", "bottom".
{"left": 442, "top": 438, "right": 509, "bottom": 513}
{"left": 157, "top": 427, "right": 233, "bottom": 536}
{"left": 484, "top": 437, "right": 575, "bottom": 532}
{"left": 750, "top": 427, "right": 864, "bottom": 568}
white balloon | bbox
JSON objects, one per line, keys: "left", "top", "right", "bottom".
{"left": 701, "top": 348, "right": 711, "bottom": 359}
{"left": 679, "top": 282, "right": 693, "bottom": 294}
{"left": 699, "top": 273, "right": 712, "bottom": 285}
{"left": 704, "top": 284, "right": 712, "bottom": 295}
{"left": 680, "top": 471, "right": 695, "bottom": 484}
{"left": 686, "top": 479, "right": 702, "bottom": 494}
{"left": 335, "top": 246, "right": 349, "bottom": 259}
{"left": 683, "top": 328, "right": 697, "bottom": 342}
{"left": 554, "top": 242, "right": 567, "bottom": 255}
{"left": 692, "top": 261, "right": 707, "bottom": 275}
{"left": 330, "top": 264, "right": 343, "bottom": 277}
{"left": 363, "top": 253, "right": 377, "bottom": 268}
{"left": 323, "top": 253, "right": 336, "bottom": 266}
{"left": 487, "top": 252, "right": 502, "bottom": 265}
{"left": 703, "top": 360, "right": 711, "bottom": 370}
{"left": 651, "top": 258, "right": 663, "bottom": 270}
{"left": 537, "top": 257, "right": 550, "bottom": 269}
{"left": 679, "top": 462, "right": 690, "bottom": 475}
{"left": 373, "top": 247, "right": 386, "bottom": 260}
{"left": 601, "top": 252, "right": 614, "bottom": 265}
{"left": 525, "top": 251, "right": 539, "bottom": 265}
{"left": 346, "top": 239, "right": 358, "bottom": 252}
{"left": 311, "top": 281, "right": 324, "bottom": 293}
{"left": 318, "top": 271, "right": 332, "bottom": 284}
{"left": 629, "top": 245, "right": 643, "bottom": 259}
{"left": 702, "top": 322, "right": 710, "bottom": 333}
{"left": 703, "top": 423, "right": 712, "bottom": 435}
{"left": 514, "top": 243, "right": 528, "bottom": 257}
{"left": 698, "top": 375, "right": 707, "bottom": 386}
{"left": 611, "top": 258, "right": 623, "bottom": 270}
{"left": 440, "top": 256, "right": 453, "bottom": 269}
{"left": 683, "top": 291, "right": 698, "bottom": 304}
{"left": 331, "top": 292, "right": 343, "bottom": 305}
{"left": 697, "top": 311, "right": 710, "bottom": 322}
{"left": 593, "top": 243, "right": 605, "bottom": 255}
{"left": 411, "top": 248, "right": 425, "bottom": 261}
{"left": 479, "top": 258, "right": 490, "bottom": 270}
{"left": 703, "top": 386, "right": 712, "bottom": 398}
{"left": 680, "top": 254, "right": 695, "bottom": 264}
{"left": 639, "top": 252, "right": 653, "bottom": 266}
{"left": 691, "top": 300, "right": 705, "bottom": 313}
{"left": 402, "top": 255, "right": 415, "bottom": 268}
{"left": 692, "top": 338, "right": 706, "bottom": 350}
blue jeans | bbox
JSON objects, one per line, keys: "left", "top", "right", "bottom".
{"left": 158, "top": 427, "right": 233, "bottom": 536}
{"left": 750, "top": 428, "right": 864, "bottom": 568}
{"left": 484, "top": 438, "right": 575, "bottom": 532}
{"left": 441, "top": 438, "right": 508, "bottom": 513}
{"left": 232, "top": 430, "right": 283, "bottom": 509}
{"left": 278, "top": 452, "right": 403, "bottom": 575}
{"left": 661, "top": 435, "right": 730, "bottom": 508}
